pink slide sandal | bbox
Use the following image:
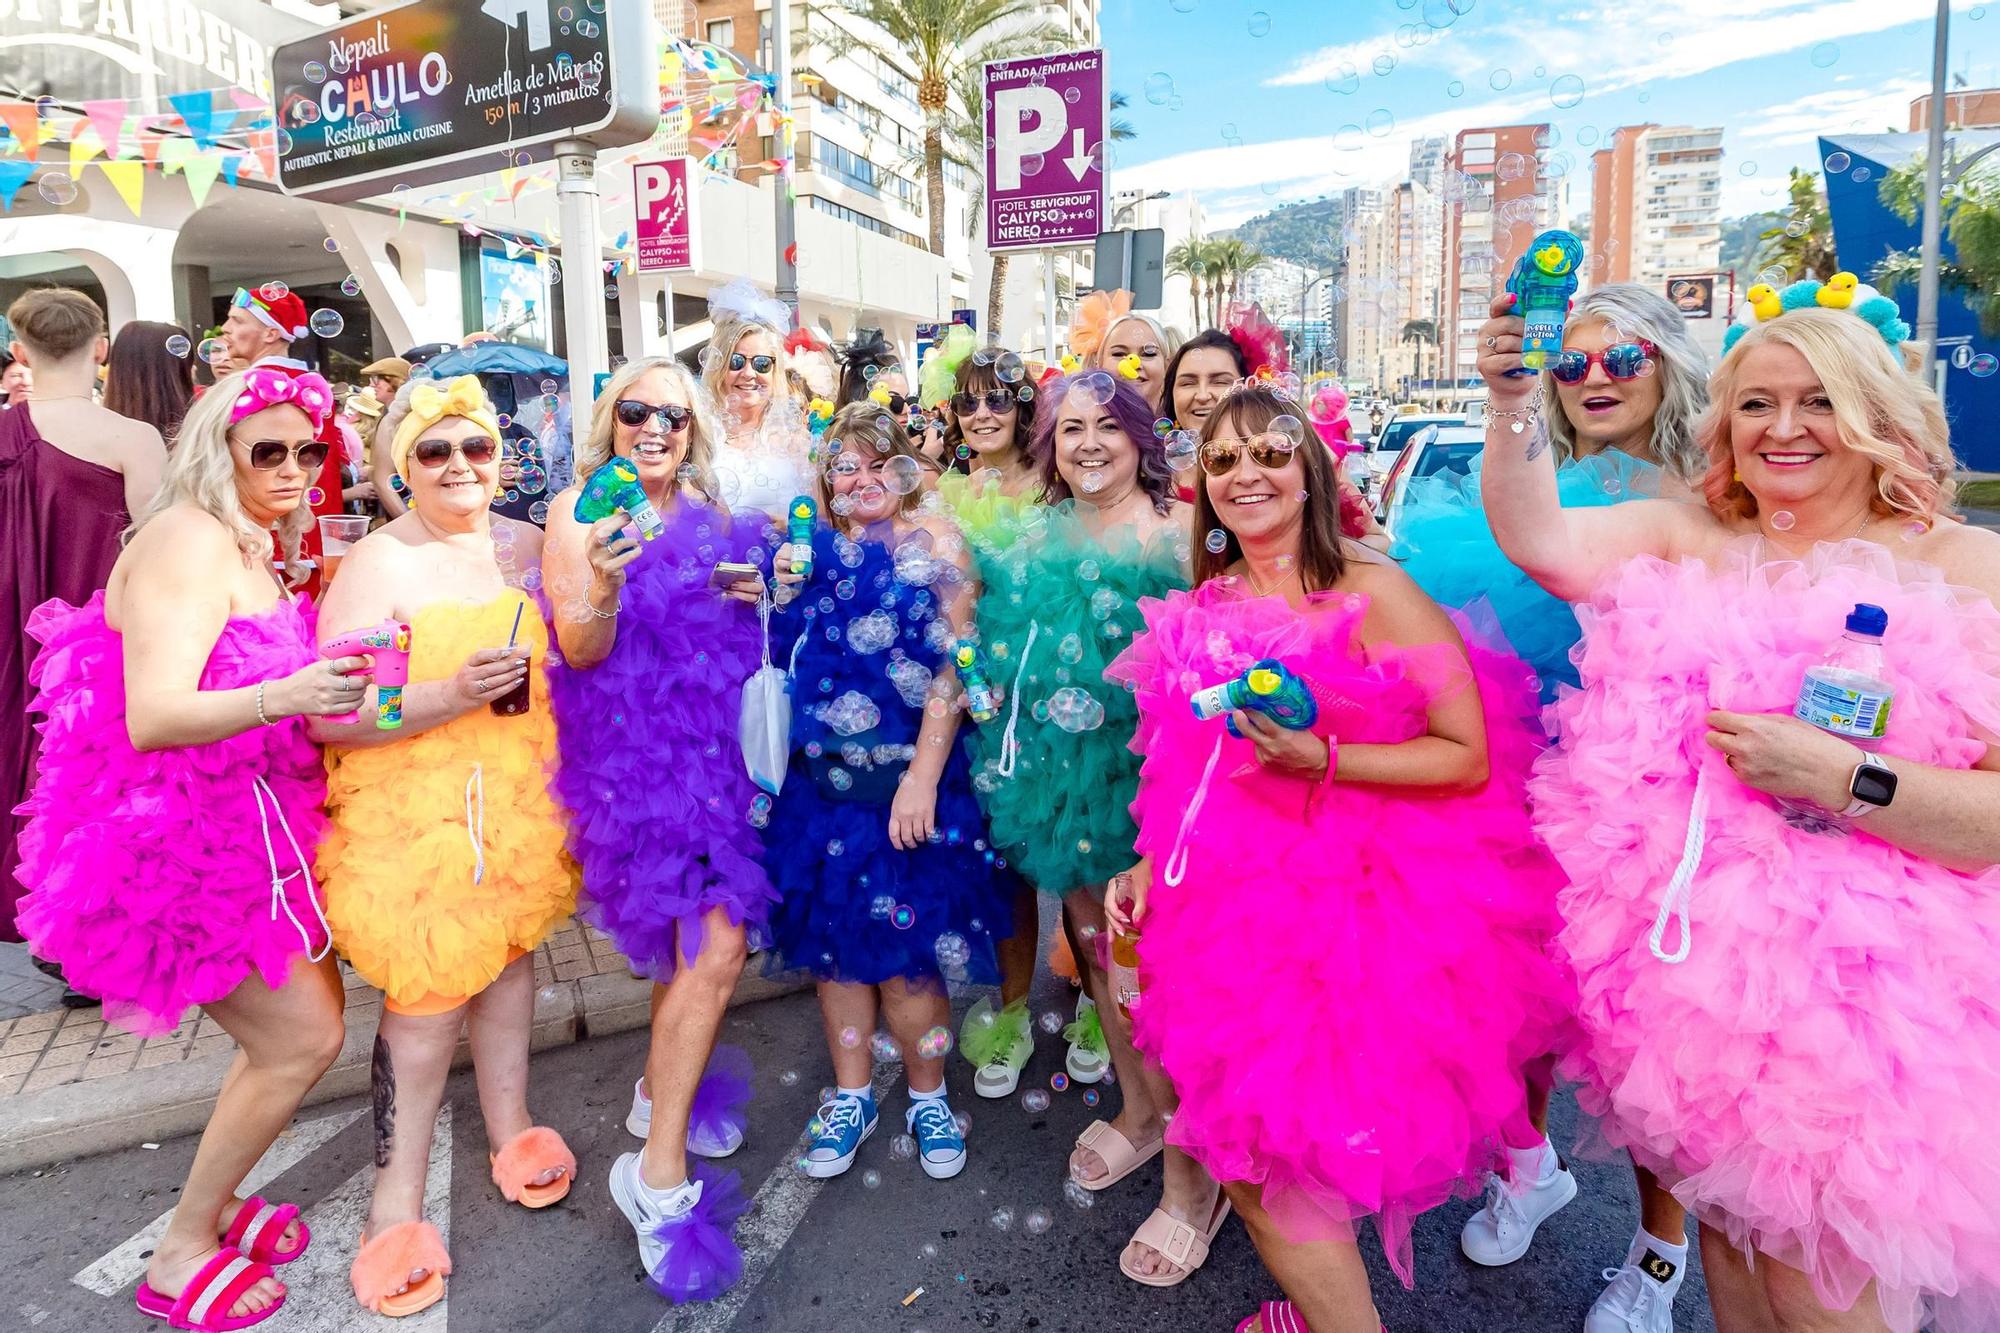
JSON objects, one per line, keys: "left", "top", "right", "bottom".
{"left": 222, "top": 1196, "right": 309, "bottom": 1265}
{"left": 135, "top": 1247, "right": 284, "bottom": 1331}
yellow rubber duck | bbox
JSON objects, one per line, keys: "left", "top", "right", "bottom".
{"left": 1816, "top": 272, "right": 1859, "bottom": 309}
{"left": 1116, "top": 353, "right": 1143, "bottom": 380}
{"left": 1059, "top": 352, "right": 1082, "bottom": 374}
{"left": 1746, "top": 283, "right": 1782, "bottom": 321}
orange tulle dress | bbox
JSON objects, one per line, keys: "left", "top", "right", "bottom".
{"left": 319, "top": 591, "right": 579, "bottom": 1012}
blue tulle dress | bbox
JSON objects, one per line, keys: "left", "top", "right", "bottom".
{"left": 548, "top": 494, "right": 779, "bottom": 979}
{"left": 762, "top": 524, "right": 1009, "bottom": 987}
{"left": 1393, "top": 449, "right": 1662, "bottom": 701}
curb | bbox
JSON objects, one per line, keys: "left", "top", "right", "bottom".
{"left": 0, "top": 968, "right": 805, "bottom": 1176}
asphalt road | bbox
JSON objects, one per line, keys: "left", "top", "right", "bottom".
{"left": 4, "top": 967, "right": 1717, "bottom": 1333}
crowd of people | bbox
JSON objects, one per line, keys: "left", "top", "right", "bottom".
{"left": 0, "top": 261, "right": 1996, "bottom": 1333}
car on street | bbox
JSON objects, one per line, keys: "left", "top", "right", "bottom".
{"left": 1376, "top": 423, "right": 1486, "bottom": 533}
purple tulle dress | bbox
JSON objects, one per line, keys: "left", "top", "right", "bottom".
{"left": 548, "top": 494, "right": 777, "bottom": 978}
{"left": 14, "top": 592, "right": 329, "bottom": 1036}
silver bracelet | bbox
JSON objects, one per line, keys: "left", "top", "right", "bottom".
{"left": 585, "top": 597, "right": 619, "bottom": 620}
{"left": 1488, "top": 391, "right": 1545, "bottom": 435}
{"left": 254, "top": 681, "right": 274, "bottom": 727}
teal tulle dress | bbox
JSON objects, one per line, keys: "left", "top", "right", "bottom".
{"left": 960, "top": 498, "right": 1187, "bottom": 895}
{"left": 1393, "top": 449, "right": 1663, "bottom": 701}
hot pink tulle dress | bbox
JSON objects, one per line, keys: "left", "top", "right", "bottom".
{"left": 1106, "top": 576, "right": 1573, "bottom": 1285}
{"left": 13, "top": 592, "right": 329, "bottom": 1037}
{"left": 1536, "top": 537, "right": 2000, "bottom": 1332}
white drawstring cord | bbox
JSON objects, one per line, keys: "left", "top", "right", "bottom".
{"left": 996, "top": 622, "right": 1039, "bottom": 779}
{"left": 465, "top": 764, "right": 486, "bottom": 887}
{"left": 1163, "top": 734, "right": 1225, "bottom": 888}
{"left": 1648, "top": 766, "right": 1710, "bottom": 964}
{"left": 251, "top": 776, "right": 331, "bottom": 963}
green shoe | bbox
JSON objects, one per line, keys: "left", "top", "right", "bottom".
{"left": 1063, "top": 996, "right": 1107, "bottom": 1085}
{"left": 961, "top": 999, "right": 1034, "bottom": 1099}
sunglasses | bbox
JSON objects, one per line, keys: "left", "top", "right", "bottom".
{"left": 1197, "top": 432, "right": 1298, "bottom": 476}
{"left": 729, "top": 353, "right": 776, "bottom": 374}
{"left": 1548, "top": 340, "right": 1657, "bottom": 385}
{"left": 236, "top": 436, "right": 331, "bottom": 471}
{"left": 411, "top": 436, "right": 499, "bottom": 468}
{"left": 614, "top": 399, "right": 692, "bottom": 432}
{"left": 953, "top": 389, "right": 1015, "bottom": 416}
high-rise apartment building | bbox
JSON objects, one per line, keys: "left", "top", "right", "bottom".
{"left": 1338, "top": 179, "right": 1444, "bottom": 396}
{"left": 1441, "top": 124, "right": 1558, "bottom": 389}
{"left": 1588, "top": 124, "right": 1723, "bottom": 294}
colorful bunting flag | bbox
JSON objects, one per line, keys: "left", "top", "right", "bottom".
{"left": 0, "top": 160, "right": 35, "bottom": 207}
{"left": 168, "top": 90, "right": 225, "bottom": 150}
{"left": 97, "top": 159, "right": 145, "bottom": 216}
{"left": 81, "top": 98, "right": 127, "bottom": 159}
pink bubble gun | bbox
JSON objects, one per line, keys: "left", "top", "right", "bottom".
{"left": 322, "top": 620, "right": 413, "bottom": 729}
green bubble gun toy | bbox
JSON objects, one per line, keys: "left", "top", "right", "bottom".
{"left": 954, "top": 639, "right": 999, "bottom": 724}
{"left": 1504, "top": 229, "right": 1585, "bottom": 375}
{"left": 574, "top": 457, "right": 666, "bottom": 539}
{"left": 1190, "top": 659, "right": 1318, "bottom": 738}
{"left": 786, "top": 495, "right": 816, "bottom": 577}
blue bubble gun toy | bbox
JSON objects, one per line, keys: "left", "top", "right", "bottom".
{"left": 786, "top": 495, "right": 816, "bottom": 577}
{"left": 1190, "top": 659, "right": 1318, "bottom": 738}
{"left": 574, "top": 457, "right": 666, "bottom": 539}
{"left": 954, "top": 640, "right": 999, "bottom": 724}
{"left": 1504, "top": 229, "right": 1585, "bottom": 375}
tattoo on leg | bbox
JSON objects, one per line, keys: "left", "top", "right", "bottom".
{"left": 371, "top": 1035, "right": 396, "bottom": 1168}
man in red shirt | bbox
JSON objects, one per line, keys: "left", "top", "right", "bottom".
{"left": 221, "top": 284, "right": 346, "bottom": 596}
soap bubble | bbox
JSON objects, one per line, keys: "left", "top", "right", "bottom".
{"left": 991, "top": 1206, "right": 1016, "bottom": 1230}
{"left": 1143, "top": 72, "right": 1174, "bottom": 105}
{"left": 839, "top": 1025, "right": 862, "bottom": 1048}
{"left": 1204, "top": 528, "right": 1229, "bottom": 553}
{"left": 995, "top": 350, "right": 1025, "bottom": 383}
{"left": 37, "top": 172, "right": 78, "bottom": 205}
{"left": 1050, "top": 1072, "right": 1070, "bottom": 1092}
{"left": 164, "top": 333, "right": 191, "bottom": 358}
{"left": 309, "top": 309, "right": 345, "bottom": 337}
{"left": 259, "top": 281, "right": 290, "bottom": 301}
{"left": 1072, "top": 371, "right": 1117, "bottom": 407}
{"left": 862, "top": 1168, "right": 881, "bottom": 1188}
{"left": 1810, "top": 41, "right": 1839, "bottom": 67}
{"left": 871, "top": 1032, "right": 902, "bottom": 1061}
{"left": 1366, "top": 108, "right": 1395, "bottom": 137}
{"left": 1024, "top": 1209, "right": 1053, "bottom": 1235}
{"left": 1082, "top": 1088, "right": 1100, "bottom": 1108}
{"left": 198, "top": 337, "right": 229, "bottom": 366}
{"left": 781, "top": 1070, "right": 801, "bottom": 1086}
{"left": 1972, "top": 353, "right": 1998, "bottom": 377}
{"left": 917, "top": 1024, "right": 955, "bottom": 1058}
{"left": 891, "top": 904, "right": 916, "bottom": 930}
{"left": 1769, "top": 510, "right": 1796, "bottom": 532}
{"left": 1851, "top": 166, "right": 1872, "bottom": 184}
{"left": 1549, "top": 74, "right": 1586, "bottom": 108}
{"left": 1489, "top": 68, "right": 1513, "bottom": 91}
{"left": 1064, "top": 1179, "right": 1096, "bottom": 1209}
{"left": 1038, "top": 1010, "right": 1064, "bottom": 1034}
{"left": 846, "top": 609, "right": 898, "bottom": 654}
{"left": 1324, "top": 64, "right": 1360, "bottom": 95}
{"left": 889, "top": 1133, "right": 917, "bottom": 1160}
{"left": 1046, "top": 687, "right": 1105, "bottom": 733}
{"left": 1246, "top": 10, "right": 1271, "bottom": 35}
{"left": 1021, "top": 1089, "right": 1050, "bottom": 1113}
{"left": 823, "top": 690, "right": 881, "bottom": 736}
{"left": 304, "top": 60, "right": 326, "bottom": 81}
{"left": 1372, "top": 54, "right": 1396, "bottom": 77}
{"left": 1446, "top": 79, "right": 1465, "bottom": 98}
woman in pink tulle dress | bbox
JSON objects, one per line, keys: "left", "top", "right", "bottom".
{"left": 1104, "top": 384, "right": 1571, "bottom": 1333}
{"left": 14, "top": 367, "right": 372, "bottom": 1331}
{"left": 1478, "top": 294, "right": 2000, "bottom": 1333}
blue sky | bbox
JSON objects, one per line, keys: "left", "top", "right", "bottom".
{"left": 1100, "top": 0, "right": 2000, "bottom": 231}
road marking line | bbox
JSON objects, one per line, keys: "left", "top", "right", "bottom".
{"left": 650, "top": 1067, "right": 898, "bottom": 1333}
{"left": 73, "top": 1108, "right": 365, "bottom": 1296}
{"left": 279, "top": 1103, "right": 453, "bottom": 1333}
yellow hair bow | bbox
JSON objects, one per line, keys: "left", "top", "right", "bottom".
{"left": 391, "top": 375, "right": 503, "bottom": 481}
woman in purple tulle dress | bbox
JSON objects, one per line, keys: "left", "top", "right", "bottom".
{"left": 16, "top": 367, "right": 369, "bottom": 1331}
{"left": 544, "top": 356, "right": 776, "bottom": 1304}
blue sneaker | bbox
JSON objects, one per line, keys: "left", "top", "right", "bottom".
{"left": 906, "top": 1096, "right": 967, "bottom": 1179}
{"left": 802, "top": 1094, "right": 877, "bottom": 1178}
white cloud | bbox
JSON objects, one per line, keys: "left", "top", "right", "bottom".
{"left": 1731, "top": 78, "right": 1928, "bottom": 148}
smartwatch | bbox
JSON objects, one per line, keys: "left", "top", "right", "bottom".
{"left": 1839, "top": 753, "right": 1897, "bottom": 817}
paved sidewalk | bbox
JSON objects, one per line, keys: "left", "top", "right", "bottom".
{"left": 0, "top": 921, "right": 800, "bottom": 1174}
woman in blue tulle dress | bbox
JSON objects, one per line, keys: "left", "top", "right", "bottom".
{"left": 762, "top": 402, "right": 1010, "bottom": 1186}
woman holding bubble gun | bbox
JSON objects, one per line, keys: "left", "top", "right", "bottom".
{"left": 759, "top": 401, "right": 1012, "bottom": 1186}
{"left": 1104, "top": 381, "right": 1570, "bottom": 1333}
{"left": 311, "top": 374, "right": 578, "bottom": 1318}
{"left": 543, "top": 355, "right": 776, "bottom": 1306}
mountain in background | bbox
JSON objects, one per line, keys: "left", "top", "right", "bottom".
{"left": 1221, "top": 198, "right": 1344, "bottom": 271}
{"left": 1720, "top": 211, "right": 1785, "bottom": 281}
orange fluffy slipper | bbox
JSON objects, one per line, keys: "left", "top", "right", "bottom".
{"left": 1049, "top": 928, "right": 1079, "bottom": 984}
{"left": 350, "top": 1219, "right": 451, "bottom": 1317}
{"left": 489, "top": 1126, "right": 576, "bottom": 1208}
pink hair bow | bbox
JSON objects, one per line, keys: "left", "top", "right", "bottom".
{"left": 229, "top": 366, "right": 334, "bottom": 431}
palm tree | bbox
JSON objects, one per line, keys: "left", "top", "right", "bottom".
{"left": 1166, "top": 237, "right": 1209, "bottom": 327}
{"left": 1755, "top": 168, "right": 1839, "bottom": 282}
{"left": 819, "top": 0, "right": 1067, "bottom": 258}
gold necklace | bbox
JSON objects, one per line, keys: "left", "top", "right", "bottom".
{"left": 1244, "top": 562, "right": 1300, "bottom": 599}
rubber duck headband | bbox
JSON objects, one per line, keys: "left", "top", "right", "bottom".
{"left": 1723, "top": 272, "right": 1912, "bottom": 356}
{"left": 391, "top": 375, "right": 502, "bottom": 481}
{"left": 229, "top": 366, "right": 334, "bottom": 431}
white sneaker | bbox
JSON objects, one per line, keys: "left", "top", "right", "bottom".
{"left": 626, "top": 1077, "right": 746, "bottom": 1157}
{"left": 1063, "top": 995, "right": 1107, "bottom": 1085}
{"left": 1458, "top": 1157, "right": 1578, "bottom": 1266}
{"left": 1585, "top": 1244, "right": 1686, "bottom": 1333}
{"left": 973, "top": 1019, "right": 1035, "bottom": 1099}
{"left": 608, "top": 1151, "right": 700, "bottom": 1278}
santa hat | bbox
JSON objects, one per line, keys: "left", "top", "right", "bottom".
{"left": 242, "top": 286, "right": 310, "bottom": 341}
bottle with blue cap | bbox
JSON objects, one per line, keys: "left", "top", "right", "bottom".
{"left": 1783, "top": 602, "right": 1893, "bottom": 829}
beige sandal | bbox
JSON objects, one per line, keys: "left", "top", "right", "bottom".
{"left": 1119, "top": 1194, "right": 1232, "bottom": 1287}
{"left": 1069, "top": 1119, "right": 1163, "bottom": 1192}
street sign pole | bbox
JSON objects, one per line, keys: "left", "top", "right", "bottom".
{"left": 771, "top": 0, "right": 799, "bottom": 313}
{"left": 556, "top": 140, "right": 608, "bottom": 418}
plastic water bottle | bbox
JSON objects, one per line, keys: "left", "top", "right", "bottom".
{"left": 1783, "top": 602, "right": 1892, "bottom": 830}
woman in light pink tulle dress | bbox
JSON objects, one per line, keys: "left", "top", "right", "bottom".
{"left": 1478, "top": 295, "right": 2000, "bottom": 1333}
{"left": 1105, "top": 385, "right": 1572, "bottom": 1333}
